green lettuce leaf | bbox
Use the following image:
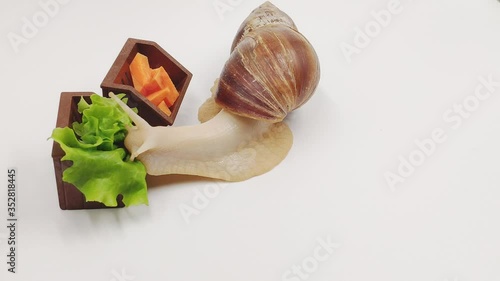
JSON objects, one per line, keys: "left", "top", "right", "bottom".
{"left": 51, "top": 94, "right": 148, "bottom": 207}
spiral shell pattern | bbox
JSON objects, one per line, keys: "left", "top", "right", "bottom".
{"left": 215, "top": 1, "right": 321, "bottom": 123}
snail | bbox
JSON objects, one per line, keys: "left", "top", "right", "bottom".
{"left": 111, "top": 1, "right": 320, "bottom": 181}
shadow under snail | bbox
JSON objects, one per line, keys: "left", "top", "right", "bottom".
{"left": 111, "top": 1, "right": 320, "bottom": 181}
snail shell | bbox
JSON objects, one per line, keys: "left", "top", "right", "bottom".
{"left": 215, "top": 1, "right": 321, "bottom": 123}
{"left": 230, "top": 1, "right": 297, "bottom": 52}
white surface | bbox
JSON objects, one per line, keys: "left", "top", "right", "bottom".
{"left": 1, "top": 0, "right": 500, "bottom": 280}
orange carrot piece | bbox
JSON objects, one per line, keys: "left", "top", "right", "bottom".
{"left": 146, "top": 88, "right": 168, "bottom": 106}
{"left": 129, "top": 53, "right": 151, "bottom": 93}
{"left": 154, "top": 66, "right": 179, "bottom": 107}
{"left": 130, "top": 54, "right": 180, "bottom": 108}
{"left": 139, "top": 68, "right": 161, "bottom": 96}
{"left": 158, "top": 100, "right": 172, "bottom": 116}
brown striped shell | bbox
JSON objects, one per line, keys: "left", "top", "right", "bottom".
{"left": 215, "top": 1, "right": 320, "bottom": 123}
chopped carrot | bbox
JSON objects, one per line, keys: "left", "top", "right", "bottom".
{"left": 153, "top": 66, "right": 180, "bottom": 107}
{"left": 140, "top": 68, "right": 162, "bottom": 96}
{"left": 129, "top": 53, "right": 151, "bottom": 92}
{"left": 163, "top": 89, "right": 179, "bottom": 107}
{"left": 146, "top": 88, "right": 168, "bottom": 106}
{"left": 129, "top": 53, "right": 180, "bottom": 113}
{"left": 157, "top": 100, "right": 172, "bottom": 116}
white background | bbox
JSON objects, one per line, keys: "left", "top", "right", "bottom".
{"left": 1, "top": 0, "right": 500, "bottom": 280}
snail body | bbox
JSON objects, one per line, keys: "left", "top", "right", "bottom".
{"left": 113, "top": 2, "right": 321, "bottom": 181}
